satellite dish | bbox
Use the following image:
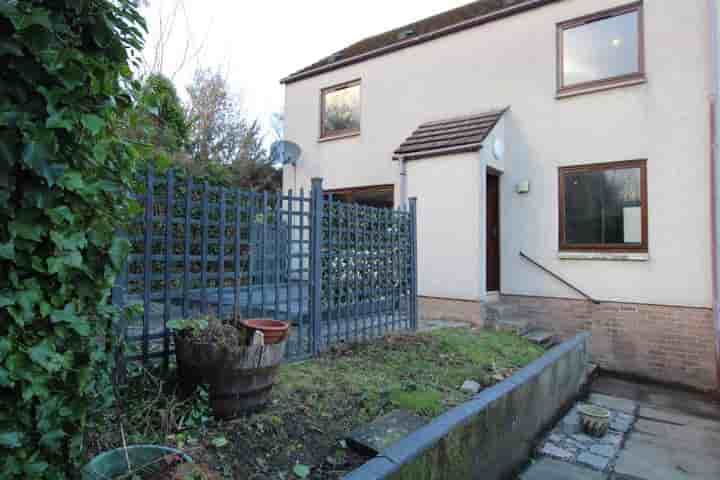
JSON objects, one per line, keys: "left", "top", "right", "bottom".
{"left": 270, "top": 140, "right": 302, "bottom": 166}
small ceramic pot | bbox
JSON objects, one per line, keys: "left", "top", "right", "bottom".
{"left": 577, "top": 404, "right": 610, "bottom": 437}
{"left": 240, "top": 319, "right": 290, "bottom": 345}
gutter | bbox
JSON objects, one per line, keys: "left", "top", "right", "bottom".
{"left": 707, "top": 0, "right": 720, "bottom": 389}
{"left": 280, "top": 0, "right": 563, "bottom": 85}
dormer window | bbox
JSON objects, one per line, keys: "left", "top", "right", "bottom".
{"left": 320, "top": 79, "right": 361, "bottom": 140}
{"left": 557, "top": 2, "right": 645, "bottom": 97}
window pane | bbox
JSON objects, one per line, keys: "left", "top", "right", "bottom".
{"left": 564, "top": 167, "right": 642, "bottom": 245}
{"left": 563, "top": 11, "right": 639, "bottom": 86}
{"left": 323, "top": 83, "right": 360, "bottom": 136}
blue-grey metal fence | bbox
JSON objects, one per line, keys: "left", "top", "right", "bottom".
{"left": 115, "top": 170, "right": 417, "bottom": 368}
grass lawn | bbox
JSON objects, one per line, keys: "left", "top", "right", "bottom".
{"left": 87, "top": 327, "right": 545, "bottom": 479}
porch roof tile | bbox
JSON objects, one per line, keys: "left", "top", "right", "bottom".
{"left": 393, "top": 108, "right": 507, "bottom": 161}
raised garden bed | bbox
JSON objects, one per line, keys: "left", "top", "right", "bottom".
{"left": 86, "top": 327, "right": 544, "bottom": 479}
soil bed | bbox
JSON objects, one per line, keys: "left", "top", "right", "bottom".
{"left": 87, "top": 327, "right": 544, "bottom": 479}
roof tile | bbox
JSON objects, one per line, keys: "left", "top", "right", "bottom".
{"left": 393, "top": 109, "right": 507, "bottom": 160}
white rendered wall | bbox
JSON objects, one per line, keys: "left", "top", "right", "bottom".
{"left": 283, "top": 0, "right": 713, "bottom": 308}
{"left": 406, "top": 153, "right": 481, "bottom": 301}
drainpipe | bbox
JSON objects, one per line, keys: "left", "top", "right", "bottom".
{"left": 707, "top": 0, "right": 720, "bottom": 389}
{"left": 398, "top": 156, "right": 408, "bottom": 210}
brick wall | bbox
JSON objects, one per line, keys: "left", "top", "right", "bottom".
{"left": 419, "top": 297, "right": 488, "bottom": 325}
{"left": 500, "top": 295, "right": 718, "bottom": 392}
{"left": 418, "top": 295, "right": 717, "bottom": 391}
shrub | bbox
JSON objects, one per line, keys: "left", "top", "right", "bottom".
{"left": 0, "top": 1, "right": 145, "bottom": 477}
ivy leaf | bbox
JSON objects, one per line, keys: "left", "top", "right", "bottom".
{"left": 22, "top": 377, "right": 50, "bottom": 401}
{"left": 0, "top": 40, "right": 23, "bottom": 57}
{"left": 15, "top": 8, "right": 52, "bottom": 31}
{"left": 0, "top": 431, "right": 24, "bottom": 449}
{"left": 59, "top": 170, "right": 85, "bottom": 193}
{"left": 0, "top": 291, "right": 15, "bottom": 308}
{"left": 16, "top": 286, "right": 42, "bottom": 320}
{"left": 0, "top": 241, "right": 14, "bottom": 260}
{"left": 0, "top": 338, "right": 10, "bottom": 362}
{"left": 210, "top": 436, "right": 229, "bottom": 448}
{"left": 47, "top": 251, "right": 83, "bottom": 275}
{"left": 109, "top": 237, "right": 130, "bottom": 270}
{"left": 39, "top": 430, "right": 65, "bottom": 449}
{"left": 0, "top": 367, "right": 12, "bottom": 387}
{"left": 47, "top": 206, "right": 75, "bottom": 225}
{"left": 9, "top": 218, "right": 45, "bottom": 242}
{"left": 28, "top": 340, "right": 63, "bottom": 373}
{"left": 46, "top": 113, "right": 74, "bottom": 131}
{"left": 51, "top": 304, "right": 90, "bottom": 336}
{"left": 293, "top": 464, "right": 311, "bottom": 479}
{"left": 22, "top": 141, "right": 60, "bottom": 187}
{"left": 81, "top": 114, "right": 105, "bottom": 136}
{"left": 50, "top": 304, "right": 78, "bottom": 324}
{"left": 50, "top": 231, "right": 86, "bottom": 251}
{"left": 23, "top": 462, "right": 49, "bottom": 475}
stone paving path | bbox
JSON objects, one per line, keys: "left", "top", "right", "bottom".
{"left": 522, "top": 376, "right": 720, "bottom": 480}
{"left": 532, "top": 393, "right": 636, "bottom": 475}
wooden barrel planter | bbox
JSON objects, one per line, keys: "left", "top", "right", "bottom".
{"left": 209, "top": 341, "right": 287, "bottom": 418}
{"left": 174, "top": 320, "right": 289, "bottom": 418}
{"left": 174, "top": 336, "right": 222, "bottom": 399}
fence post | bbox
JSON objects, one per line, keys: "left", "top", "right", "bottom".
{"left": 141, "top": 168, "right": 154, "bottom": 364}
{"left": 409, "top": 197, "right": 418, "bottom": 331}
{"left": 310, "top": 178, "right": 324, "bottom": 355}
{"left": 162, "top": 169, "right": 174, "bottom": 370}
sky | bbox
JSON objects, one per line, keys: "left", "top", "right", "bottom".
{"left": 139, "top": 0, "right": 470, "bottom": 138}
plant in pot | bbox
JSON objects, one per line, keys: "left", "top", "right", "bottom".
{"left": 169, "top": 315, "right": 290, "bottom": 418}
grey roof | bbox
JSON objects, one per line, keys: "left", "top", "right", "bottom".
{"left": 281, "top": 0, "right": 563, "bottom": 84}
{"left": 393, "top": 108, "right": 507, "bottom": 161}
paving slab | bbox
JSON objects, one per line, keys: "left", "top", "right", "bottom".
{"left": 638, "top": 406, "right": 720, "bottom": 432}
{"left": 631, "top": 418, "right": 720, "bottom": 454}
{"left": 615, "top": 435, "right": 720, "bottom": 480}
{"left": 587, "top": 393, "right": 637, "bottom": 415}
{"left": 346, "top": 410, "right": 427, "bottom": 455}
{"left": 577, "top": 451, "right": 610, "bottom": 471}
{"left": 539, "top": 443, "right": 574, "bottom": 461}
{"left": 521, "top": 458, "right": 607, "bottom": 480}
{"left": 590, "top": 376, "right": 720, "bottom": 421}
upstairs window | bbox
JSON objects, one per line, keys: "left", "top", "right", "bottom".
{"left": 320, "top": 80, "right": 361, "bottom": 140}
{"left": 557, "top": 2, "right": 644, "bottom": 97}
{"left": 559, "top": 160, "right": 648, "bottom": 252}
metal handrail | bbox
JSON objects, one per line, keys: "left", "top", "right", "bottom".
{"left": 519, "top": 251, "right": 601, "bottom": 304}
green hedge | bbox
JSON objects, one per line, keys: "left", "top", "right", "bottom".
{"left": 0, "top": 1, "right": 145, "bottom": 477}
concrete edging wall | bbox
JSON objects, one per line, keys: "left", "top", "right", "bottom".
{"left": 344, "top": 333, "right": 591, "bottom": 480}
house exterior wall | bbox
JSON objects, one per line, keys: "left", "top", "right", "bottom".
{"left": 283, "top": 0, "right": 713, "bottom": 309}
{"left": 406, "top": 152, "right": 481, "bottom": 301}
{"left": 282, "top": 0, "right": 717, "bottom": 389}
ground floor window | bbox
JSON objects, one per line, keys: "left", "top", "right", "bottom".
{"left": 325, "top": 184, "right": 394, "bottom": 208}
{"left": 559, "top": 160, "right": 647, "bottom": 252}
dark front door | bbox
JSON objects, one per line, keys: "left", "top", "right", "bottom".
{"left": 486, "top": 174, "right": 500, "bottom": 292}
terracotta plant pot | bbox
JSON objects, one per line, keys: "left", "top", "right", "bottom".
{"left": 240, "top": 319, "right": 290, "bottom": 345}
{"left": 577, "top": 403, "right": 611, "bottom": 437}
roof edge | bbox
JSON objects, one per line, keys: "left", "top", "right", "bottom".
{"left": 281, "top": 0, "right": 562, "bottom": 85}
{"left": 392, "top": 143, "right": 484, "bottom": 161}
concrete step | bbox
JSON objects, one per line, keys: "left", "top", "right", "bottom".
{"left": 522, "top": 329, "right": 556, "bottom": 346}
{"left": 493, "top": 316, "right": 532, "bottom": 335}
